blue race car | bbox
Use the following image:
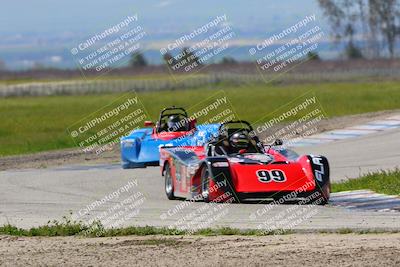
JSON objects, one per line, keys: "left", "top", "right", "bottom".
{"left": 120, "top": 106, "right": 219, "bottom": 168}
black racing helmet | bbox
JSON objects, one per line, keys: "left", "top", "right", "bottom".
{"left": 229, "top": 131, "right": 250, "bottom": 149}
{"left": 167, "top": 115, "right": 181, "bottom": 131}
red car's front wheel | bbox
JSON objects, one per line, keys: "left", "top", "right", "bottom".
{"left": 201, "top": 166, "right": 211, "bottom": 203}
{"left": 164, "top": 163, "right": 177, "bottom": 200}
{"left": 313, "top": 179, "right": 331, "bottom": 205}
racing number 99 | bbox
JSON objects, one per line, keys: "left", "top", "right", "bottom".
{"left": 257, "top": 170, "right": 286, "bottom": 183}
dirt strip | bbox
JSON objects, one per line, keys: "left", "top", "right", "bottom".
{"left": 1, "top": 233, "right": 399, "bottom": 266}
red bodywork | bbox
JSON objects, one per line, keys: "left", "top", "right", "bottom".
{"left": 152, "top": 131, "right": 191, "bottom": 141}
{"left": 151, "top": 120, "right": 197, "bottom": 141}
{"left": 160, "top": 146, "right": 317, "bottom": 201}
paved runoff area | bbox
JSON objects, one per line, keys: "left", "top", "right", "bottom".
{"left": 1, "top": 126, "right": 400, "bottom": 232}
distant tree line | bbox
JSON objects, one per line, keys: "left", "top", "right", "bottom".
{"left": 129, "top": 51, "right": 148, "bottom": 67}
{"left": 318, "top": 0, "right": 400, "bottom": 59}
{"left": 129, "top": 48, "right": 237, "bottom": 69}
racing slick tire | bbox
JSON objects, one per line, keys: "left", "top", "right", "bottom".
{"left": 201, "top": 165, "right": 212, "bottom": 203}
{"left": 314, "top": 179, "right": 331, "bottom": 205}
{"left": 201, "top": 164, "right": 241, "bottom": 203}
{"left": 308, "top": 155, "right": 331, "bottom": 205}
{"left": 164, "top": 163, "right": 177, "bottom": 200}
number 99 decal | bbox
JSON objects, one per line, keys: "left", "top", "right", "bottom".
{"left": 256, "top": 170, "right": 286, "bottom": 183}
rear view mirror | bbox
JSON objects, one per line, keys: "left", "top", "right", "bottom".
{"left": 274, "top": 139, "right": 283, "bottom": 146}
{"left": 144, "top": 121, "right": 155, "bottom": 127}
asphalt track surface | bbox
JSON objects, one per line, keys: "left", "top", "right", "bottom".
{"left": 1, "top": 128, "right": 400, "bottom": 231}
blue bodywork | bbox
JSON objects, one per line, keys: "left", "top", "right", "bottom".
{"left": 120, "top": 124, "right": 220, "bottom": 168}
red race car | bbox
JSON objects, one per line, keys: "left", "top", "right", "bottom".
{"left": 160, "top": 120, "right": 330, "bottom": 204}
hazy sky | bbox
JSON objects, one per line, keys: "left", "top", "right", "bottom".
{"left": 0, "top": 0, "right": 332, "bottom": 69}
{"left": 0, "top": 0, "right": 325, "bottom": 36}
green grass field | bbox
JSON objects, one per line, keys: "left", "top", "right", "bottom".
{"left": 1, "top": 81, "right": 400, "bottom": 156}
{"left": 332, "top": 169, "right": 400, "bottom": 195}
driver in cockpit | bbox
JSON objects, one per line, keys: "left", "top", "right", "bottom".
{"left": 159, "top": 115, "right": 187, "bottom": 132}
{"left": 210, "top": 131, "right": 259, "bottom": 156}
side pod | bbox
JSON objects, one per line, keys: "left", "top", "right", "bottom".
{"left": 204, "top": 157, "right": 239, "bottom": 202}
